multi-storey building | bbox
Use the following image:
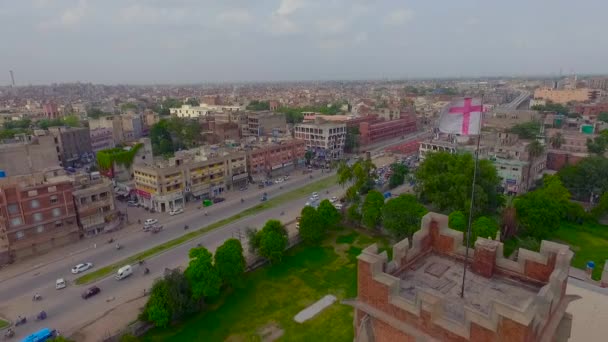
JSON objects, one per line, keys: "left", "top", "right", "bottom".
{"left": 294, "top": 121, "right": 346, "bottom": 161}
{"left": 246, "top": 139, "right": 306, "bottom": 178}
{"left": 170, "top": 104, "right": 243, "bottom": 118}
{"left": 0, "top": 171, "right": 80, "bottom": 263}
{"left": 89, "top": 116, "right": 124, "bottom": 144}
{"left": 242, "top": 111, "right": 287, "bottom": 137}
{"left": 533, "top": 87, "right": 599, "bottom": 104}
{"left": 47, "top": 126, "right": 93, "bottom": 166}
{"left": 0, "top": 135, "right": 61, "bottom": 176}
{"left": 359, "top": 116, "right": 417, "bottom": 145}
{"left": 72, "top": 177, "right": 120, "bottom": 236}
{"left": 90, "top": 127, "right": 115, "bottom": 153}
{"left": 133, "top": 148, "right": 247, "bottom": 212}
{"left": 43, "top": 102, "right": 60, "bottom": 119}
{"left": 573, "top": 102, "right": 608, "bottom": 119}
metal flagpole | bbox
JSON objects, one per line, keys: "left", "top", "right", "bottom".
{"left": 460, "top": 95, "right": 484, "bottom": 298}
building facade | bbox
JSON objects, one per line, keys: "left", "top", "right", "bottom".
{"left": 48, "top": 127, "right": 93, "bottom": 166}
{"left": 246, "top": 139, "right": 306, "bottom": 178}
{"left": 294, "top": 121, "right": 346, "bottom": 161}
{"left": 170, "top": 104, "right": 243, "bottom": 118}
{"left": 89, "top": 116, "right": 124, "bottom": 144}
{"left": 243, "top": 111, "right": 287, "bottom": 137}
{"left": 351, "top": 212, "right": 575, "bottom": 342}
{"left": 533, "top": 87, "right": 599, "bottom": 104}
{"left": 43, "top": 102, "right": 60, "bottom": 119}
{"left": 0, "top": 135, "right": 61, "bottom": 176}
{"left": 89, "top": 127, "right": 115, "bottom": 153}
{"left": 72, "top": 178, "right": 120, "bottom": 236}
{"left": 359, "top": 117, "right": 417, "bottom": 145}
{"left": 0, "top": 173, "right": 80, "bottom": 263}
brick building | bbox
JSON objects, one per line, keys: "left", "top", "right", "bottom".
{"left": 246, "top": 139, "right": 306, "bottom": 178}
{"left": 359, "top": 116, "right": 417, "bottom": 145}
{"left": 573, "top": 102, "right": 608, "bottom": 119}
{"left": 43, "top": 102, "right": 60, "bottom": 119}
{"left": 72, "top": 178, "right": 120, "bottom": 236}
{"left": 349, "top": 212, "right": 576, "bottom": 342}
{"left": 90, "top": 127, "right": 115, "bottom": 153}
{"left": 0, "top": 172, "right": 80, "bottom": 264}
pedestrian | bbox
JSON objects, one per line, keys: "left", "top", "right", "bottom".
{"left": 93, "top": 243, "right": 97, "bottom": 249}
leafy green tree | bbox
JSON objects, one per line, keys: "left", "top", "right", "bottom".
{"left": 86, "top": 108, "right": 109, "bottom": 119}
{"left": 558, "top": 156, "right": 608, "bottom": 201}
{"left": 299, "top": 206, "right": 325, "bottom": 244}
{"left": 150, "top": 119, "right": 174, "bottom": 155}
{"left": 382, "top": 194, "right": 428, "bottom": 244}
{"left": 120, "top": 103, "right": 138, "bottom": 112}
{"left": 586, "top": 130, "right": 608, "bottom": 155}
{"left": 598, "top": 112, "right": 608, "bottom": 123}
{"left": 304, "top": 150, "right": 314, "bottom": 165}
{"left": 415, "top": 152, "right": 503, "bottom": 216}
{"left": 389, "top": 163, "right": 408, "bottom": 189}
{"left": 186, "top": 98, "right": 200, "bottom": 106}
{"left": 346, "top": 202, "right": 362, "bottom": 226}
{"left": 508, "top": 121, "right": 541, "bottom": 139}
{"left": 255, "top": 220, "right": 288, "bottom": 263}
{"left": 592, "top": 192, "right": 608, "bottom": 219}
{"left": 317, "top": 199, "right": 341, "bottom": 228}
{"left": 63, "top": 115, "right": 81, "bottom": 127}
{"left": 142, "top": 269, "right": 196, "bottom": 327}
{"left": 448, "top": 210, "right": 467, "bottom": 232}
{"left": 549, "top": 132, "right": 565, "bottom": 149}
{"left": 470, "top": 216, "right": 499, "bottom": 244}
{"left": 361, "top": 190, "right": 385, "bottom": 229}
{"left": 214, "top": 239, "right": 246, "bottom": 288}
{"left": 185, "top": 247, "right": 221, "bottom": 301}
{"left": 338, "top": 158, "right": 376, "bottom": 201}
{"left": 344, "top": 127, "right": 360, "bottom": 153}
{"left": 144, "top": 280, "right": 171, "bottom": 327}
{"left": 514, "top": 190, "right": 561, "bottom": 240}
{"left": 246, "top": 100, "right": 270, "bottom": 111}
{"left": 525, "top": 140, "right": 545, "bottom": 189}
{"left": 3, "top": 118, "right": 31, "bottom": 130}
{"left": 531, "top": 102, "right": 569, "bottom": 115}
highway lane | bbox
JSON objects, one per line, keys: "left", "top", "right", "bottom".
{"left": 7, "top": 184, "right": 344, "bottom": 340}
{"left": 0, "top": 171, "right": 331, "bottom": 303}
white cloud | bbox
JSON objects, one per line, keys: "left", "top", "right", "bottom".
{"left": 316, "top": 18, "right": 348, "bottom": 35}
{"left": 275, "top": 0, "right": 306, "bottom": 17}
{"left": 217, "top": 8, "right": 253, "bottom": 26}
{"left": 38, "top": 0, "right": 88, "bottom": 30}
{"left": 384, "top": 8, "right": 414, "bottom": 26}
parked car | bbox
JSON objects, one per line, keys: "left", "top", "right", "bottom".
{"left": 127, "top": 200, "right": 138, "bottom": 207}
{"left": 55, "top": 278, "right": 67, "bottom": 290}
{"left": 239, "top": 186, "right": 248, "bottom": 191}
{"left": 71, "top": 262, "right": 93, "bottom": 274}
{"left": 334, "top": 203, "right": 343, "bottom": 210}
{"left": 213, "top": 197, "right": 225, "bottom": 204}
{"left": 330, "top": 196, "right": 338, "bottom": 203}
{"left": 81, "top": 286, "right": 101, "bottom": 299}
{"left": 143, "top": 219, "right": 158, "bottom": 227}
{"left": 169, "top": 208, "right": 183, "bottom": 216}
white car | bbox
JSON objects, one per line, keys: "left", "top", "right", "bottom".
{"left": 169, "top": 208, "right": 183, "bottom": 216}
{"left": 312, "top": 192, "right": 319, "bottom": 198}
{"left": 56, "top": 278, "right": 67, "bottom": 290}
{"left": 305, "top": 202, "right": 311, "bottom": 207}
{"left": 334, "top": 203, "right": 343, "bottom": 210}
{"left": 144, "top": 218, "right": 158, "bottom": 227}
{"left": 330, "top": 196, "right": 338, "bottom": 203}
{"left": 71, "top": 262, "right": 93, "bottom": 274}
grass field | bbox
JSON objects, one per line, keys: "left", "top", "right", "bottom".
{"left": 141, "top": 228, "right": 390, "bottom": 342}
{"left": 551, "top": 221, "right": 608, "bottom": 280}
{"left": 0, "top": 319, "right": 9, "bottom": 330}
{"left": 76, "top": 175, "right": 338, "bottom": 285}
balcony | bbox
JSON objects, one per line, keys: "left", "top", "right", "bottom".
{"left": 78, "top": 198, "right": 113, "bottom": 210}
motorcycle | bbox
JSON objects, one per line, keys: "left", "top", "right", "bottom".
{"left": 36, "top": 311, "right": 47, "bottom": 321}
{"left": 4, "top": 329, "right": 14, "bottom": 339}
{"left": 107, "top": 238, "right": 114, "bottom": 244}
{"left": 14, "top": 316, "right": 26, "bottom": 326}
{"left": 32, "top": 294, "right": 42, "bottom": 301}
{"left": 144, "top": 268, "right": 150, "bottom": 275}
{"left": 240, "top": 198, "right": 244, "bottom": 203}
{"left": 184, "top": 225, "right": 189, "bottom": 230}
{"left": 138, "top": 260, "right": 145, "bottom": 266}
{"left": 115, "top": 243, "right": 121, "bottom": 250}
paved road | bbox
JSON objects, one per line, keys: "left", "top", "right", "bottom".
{"left": 6, "top": 182, "right": 345, "bottom": 340}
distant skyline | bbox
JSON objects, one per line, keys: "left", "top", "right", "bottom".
{"left": 2, "top": 0, "right": 608, "bottom": 85}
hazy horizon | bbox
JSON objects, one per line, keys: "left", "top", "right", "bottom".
{"left": 2, "top": 0, "right": 608, "bottom": 85}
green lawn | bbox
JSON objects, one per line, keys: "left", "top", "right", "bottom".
{"left": 76, "top": 175, "right": 338, "bottom": 285}
{"left": 551, "top": 221, "right": 608, "bottom": 280}
{"left": 0, "top": 318, "right": 9, "bottom": 329}
{"left": 141, "top": 228, "right": 389, "bottom": 342}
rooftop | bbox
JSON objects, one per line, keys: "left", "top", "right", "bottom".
{"left": 396, "top": 254, "right": 539, "bottom": 323}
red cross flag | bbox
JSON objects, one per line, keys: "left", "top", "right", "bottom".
{"left": 438, "top": 97, "right": 483, "bottom": 136}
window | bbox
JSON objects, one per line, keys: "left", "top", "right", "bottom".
{"left": 52, "top": 208, "right": 62, "bottom": 217}
{"left": 10, "top": 217, "right": 22, "bottom": 227}
{"left": 48, "top": 186, "right": 57, "bottom": 193}
{"left": 28, "top": 190, "right": 38, "bottom": 197}
{"left": 15, "top": 231, "right": 25, "bottom": 240}
{"left": 33, "top": 212, "right": 43, "bottom": 222}
{"left": 7, "top": 203, "right": 19, "bottom": 214}
{"left": 30, "top": 199, "right": 40, "bottom": 209}
{"left": 50, "top": 195, "right": 59, "bottom": 204}
{"left": 55, "top": 221, "right": 62, "bottom": 228}
{"left": 36, "top": 225, "right": 44, "bottom": 233}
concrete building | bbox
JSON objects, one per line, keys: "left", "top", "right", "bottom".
{"left": 133, "top": 147, "right": 247, "bottom": 212}
{"left": 0, "top": 134, "right": 61, "bottom": 176}
{"left": 89, "top": 116, "right": 124, "bottom": 144}
{"left": 170, "top": 104, "right": 243, "bottom": 118}
{"left": 483, "top": 110, "right": 540, "bottom": 131}
{"left": 0, "top": 171, "right": 80, "bottom": 264}
{"left": 47, "top": 126, "right": 93, "bottom": 166}
{"left": 121, "top": 114, "right": 144, "bottom": 141}
{"left": 359, "top": 116, "right": 417, "bottom": 145}
{"left": 201, "top": 95, "right": 221, "bottom": 105}
{"left": 534, "top": 87, "right": 599, "bottom": 104}
{"left": 294, "top": 121, "right": 346, "bottom": 161}
{"left": 349, "top": 212, "right": 575, "bottom": 342}
{"left": 573, "top": 102, "right": 608, "bottom": 119}
{"left": 90, "top": 127, "right": 115, "bottom": 153}
{"left": 242, "top": 111, "right": 287, "bottom": 137}
{"left": 587, "top": 77, "right": 608, "bottom": 91}
{"left": 43, "top": 102, "right": 60, "bottom": 119}
{"left": 418, "top": 137, "right": 491, "bottom": 162}
{"left": 246, "top": 139, "right": 306, "bottom": 178}
{"left": 108, "top": 138, "right": 154, "bottom": 182}
{"left": 72, "top": 177, "right": 120, "bottom": 236}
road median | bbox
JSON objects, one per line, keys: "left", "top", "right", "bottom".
{"left": 75, "top": 175, "right": 337, "bottom": 285}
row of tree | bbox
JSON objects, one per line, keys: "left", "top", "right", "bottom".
{"left": 149, "top": 118, "right": 202, "bottom": 156}
{"left": 142, "top": 239, "right": 245, "bottom": 327}
{"left": 299, "top": 200, "right": 341, "bottom": 244}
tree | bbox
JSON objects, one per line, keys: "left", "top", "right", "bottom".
{"left": 120, "top": 103, "right": 138, "bottom": 112}
{"left": 317, "top": 199, "right": 341, "bottom": 228}
{"left": 448, "top": 211, "right": 466, "bottom": 232}
{"left": 299, "top": 206, "right": 325, "bottom": 244}
{"left": 525, "top": 140, "right": 545, "bottom": 190}
{"left": 254, "top": 220, "right": 288, "bottom": 263}
{"left": 304, "top": 150, "right": 314, "bottom": 165}
{"left": 185, "top": 247, "right": 221, "bottom": 301}
{"left": 558, "top": 156, "right": 608, "bottom": 201}
{"left": 86, "top": 108, "right": 109, "bottom": 119}
{"left": 586, "top": 130, "right": 608, "bottom": 155}
{"left": 508, "top": 121, "right": 541, "bottom": 139}
{"left": 531, "top": 102, "right": 569, "bottom": 115}
{"left": 144, "top": 280, "right": 172, "bottom": 327}
{"left": 185, "top": 98, "right": 200, "bottom": 106}
{"left": 382, "top": 195, "right": 428, "bottom": 244}
{"left": 361, "top": 190, "right": 385, "bottom": 229}
{"left": 246, "top": 100, "right": 270, "bottom": 111}
{"left": 514, "top": 190, "right": 562, "bottom": 240}
{"left": 549, "top": 133, "right": 565, "bottom": 149}
{"left": 142, "top": 269, "right": 196, "bottom": 327}
{"left": 150, "top": 119, "right": 175, "bottom": 156}
{"left": 337, "top": 158, "right": 376, "bottom": 201}
{"left": 344, "top": 127, "right": 360, "bottom": 153}
{"left": 214, "top": 239, "right": 246, "bottom": 288}
{"left": 346, "top": 202, "right": 362, "bottom": 226}
{"left": 598, "top": 112, "right": 608, "bottom": 123}
{"left": 470, "top": 216, "right": 499, "bottom": 244}
{"left": 415, "top": 152, "right": 503, "bottom": 216}
{"left": 389, "top": 163, "right": 408, "bottom": 189}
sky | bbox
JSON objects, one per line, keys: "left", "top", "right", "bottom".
{"left": 1, "top": 0, "right": 608, "bottom": 84}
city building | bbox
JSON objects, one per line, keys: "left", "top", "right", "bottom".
{"left": 242, "top": 111, "right": 287, "bottom": 137}
{"left": 0, "top": 170, "right": 80, "bottom": 263}
{"left": 211, "top": 122, "right": 241, "bottom": 143}
{"left": 90, "top": 127, "right": 115, "bottom": 153}
{"left": 359, "top": 116, "right": 417, "bottom": 145}
{"left": 418, "top": 137, "right": 490, "bottom": 161}
{"left": 133, "top": 147, "right": 247, "bottom": 212}
{"left": 47, "top": 126, "right": 93, "bottom": 166}
{"left": 170, "top": 104, "right": 243, "bottom": 118}
{"left": 573, "top": 102, "right": 608, "bottom": 119}
{"left": 246, "top": 139, "right": 306, "bottom": 178}
{"left": 533, "top": 87, "right": 599, "bottom": 104}
{"left": 587, "top": 77, "right": 608, "bottom": 91}
{"left": 42, "top": 102, "right": 60, "bottom": 119}
{"left": 201, "top": 95, "right": 221, "bottom": 105}
{"left": 349, "top": 212, "right": 575, "bottom": 342}
{"left": 0, "top": 134, "right": 61, "bottom": 176}
{"left": 120, "top": 114, "right": 144, "bottom": 141}
{"left": 89, "top": 116, "right": 124, "bottom": 144}
{"left": 72, "top": 177, "right": 120, "bottom": 236}
{"left": 483, "top": 110, "right": 540, "bottom": 131}
{"left": 294, "top": 120, "right": 346, "bottom": 161}
{"left": 105, "top": 138, "right": 154, "bottom": 182}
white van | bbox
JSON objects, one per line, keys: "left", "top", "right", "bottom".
{"left": 115, "top": 265, "right": 133, "bottom": 280}
{"left": 55, "top": 278, "right": 67, "bottom": 290}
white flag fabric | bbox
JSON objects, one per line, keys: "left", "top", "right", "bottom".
{"left": 438, "top": 98, "right": 483, "bottom": 136}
